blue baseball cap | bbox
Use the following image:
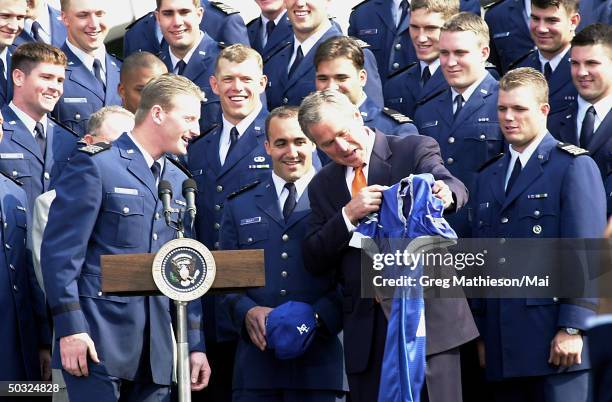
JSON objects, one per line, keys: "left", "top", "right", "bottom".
{"left": 266, "top": 301, "right": 317, "bottom": 360}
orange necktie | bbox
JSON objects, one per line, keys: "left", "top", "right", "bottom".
{"left": 352, "top": 165, "right": 366, "bottom": 196}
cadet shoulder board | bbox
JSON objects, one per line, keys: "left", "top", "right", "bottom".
{"left": 557, "top": 142, "right": 590, "bottom": 156}
{"left": 78, "top": 141, "right": 112, "bottom": 155}
{"left": 210, "top": 1, "right": 240, "bottom": 15}
{"left": 227, "top": 179, "right": 261, "bottom": 200}
{"left": 382, "top": 107, "right": 413, "bottom": 124}
{"left": 0, "top": 170, "right": 23, "bottom": 186}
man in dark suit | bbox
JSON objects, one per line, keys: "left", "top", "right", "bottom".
{"left": 219, "top": 106, "right": 343, "bottom": 402}
{"left": 53, "top": 0, "right": 122, "bottom": 136}
{"left": 383, "top": 0, "right": 459, "bottom": 119}
{"left": 264, "top": 0, "right": 383, "bottom": 110}
{"left": 156, "top": 0, "right": 222, "bottom": 134}
{"left": 15, "top": 0, "right": 67, "bottom": 47}
{"left": 472, "top": 67, "right": 605, "bottom": 402}
{"left": 548, "top": 23, "right": 612, "bottom": 216}
{"left": 41, "top": 74, "right": 210, "bottom": 402}
{"left": 0, "top": 0, "right": 27, "bottom": 107}
{"left": 123, "top": 0, "right": 248, "bottom": 57}
{"left": 298, "top": 89, "right": 478, "bottom": 402}
{"left": 511, "top": 0, "right": 580, "bottom": 115}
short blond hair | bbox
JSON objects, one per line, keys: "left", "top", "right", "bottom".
{"left": 214, "top": 44, "right": 263, "bottom": 75}
{"left": 134, "top": 74, "right": 204, "bottom": 125}
{"left": 441, "top": 12, "right": 489, "bottom": 47}
{"left": 87, "top": 106, "right": 134, "bottom": 137}
{"left": 499, "top": 67, "right": 549, "bottom": 105}
{"left": 412, "top": 0, "right": 460, "bottom": 21}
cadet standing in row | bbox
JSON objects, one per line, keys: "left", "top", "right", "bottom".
{"left": 14, "top": 0, "right": 67, "bottom": 48}
{"left": 0, "top": 0, "right": 27, "bottom": 107}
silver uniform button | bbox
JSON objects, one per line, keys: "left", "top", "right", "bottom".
{"left": 3, "top": 222, "right": 7, "bottom": 228}
{"left": 214, "top": 223, "right": 221, "bottom": 230}
{"left": 13, "top": 284, "right": 18, "bottom": 292}
{"left": 392, "top": 62, "right": 400, "bottom": 69}
{"left": 499, "top": 238, "right": 506, "bottom": 244}
{"left": 216, "top": 185, "right": 223, "bottom": 193}
{"left": 44, "top": 172, "right": 50, "bottom": 180}
{"left": 501, "top": 217, "right": 509, "bottom": 224}
{"left": 448, "top": 137, "right": 455, "bottom": 144}
{"left": 282, "top": 234, "right": 289, "bottom": 242}
{"left": 9, "top": 264, "right": 15, "bottom": 270}
{"left": 12, "top": 170, "right": 18, "bottom": 177}
{"left": 479, "top": 134, "right": 486, "bottom": 140}
{"left": 533, "top": 225, "right": 542, "bottom": 234}
{"left": 283, "top": 97, "right": 289, "bottom": 104}
{"left": 533, "top": 210, "right": 541, "bottom": 217}
{"left": 214, "top": 241, "right": 220, "bottom": 249}
{"left": 498, "top": 257, "right": 506, "bottom": 264}
{"left": 281, "top": 271, "right": 288, "bottom": 278}
{"left": 281, "top": 252, "right": 288, "bottom": 259}
{"left": 152, "top": 233, "right": 158, "bottom": 241}
{"left": 447, "top": 157, "right": 454, "bottom": 165}
{"left": 280, "top": 289, "right": 287, "bottom": 296}
{"left": 5, "top": 243, "right": 11, "bottom": 249}
{"left": 247, "top": 237, "right": 253, "bottom": 243}
{"left": 214, "top": 204, "right": 221, "bottom": 211}
{"left": 123, "top": 207, "right": 130, "bottom": 214}
{"left": 395, "top": 43, "right": 401, "bottom": 50}
{"left": 98, "top": 291, "right": 103, "bottom": 296}
{"left": 75, "top": 113, "right": 81, "bottom": 120}
{"left": 553, "top": 297, "right": 559, "bottom": 302}
{"left": 155, "top": 213, "right": 160, "bottom": 220}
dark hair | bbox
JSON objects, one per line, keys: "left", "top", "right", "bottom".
{"left": 120, "top": 51, "right": 168, "bottom": 82}
{"left": 572, "top": 23, "right": 612, "bottom": 50}
{"left": 314, "top": 36, "right": 365, "bottom": 71}
{"left": 11, "top": 42, "right": 67, "bottom": 75}
{"left": 265, "top": 106, "right": 300, "bottom": 140}
{"left": 531, "top": 0, "right": 579, "bottom": 14}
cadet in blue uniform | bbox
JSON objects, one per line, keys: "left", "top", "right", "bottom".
{"left": 348, "top": 0, "right": 480, "bottom": 83}
{"left": 219, "top": 106, "right": 343, "bottom": 402}
{"left": 264, "top": 0, "right": 384, "bottom": 110}
{"left": 118, "top": 51, "right": 168, "bottom": 114}
{"left": 0, "top": 0, "right": 27, "bottom": 107}
{"left": 247, "top": 0, "right": 291, "bottom": 61}
{"left": 156, "top": 0, "right": 222, "bottom": 135}
{"left": 510, "top": 0, "right": 580, "bottom": 116}
{"left": 187, "top": 45, "right": 271, "bottom": 402}
{"left": 484, "top": 0, "right": 535, "bottom": 75}
{"left": 383, "top": 0, "right": 458, "bottom": 118}
{"left": 41, "top": 74, "right": 210, "bottom": 402}
{"left": 53, "top": 0, "right": 122, "bottom": 136}
{"left": 14, "top": 0, "right": 67, "bottom": 47}
{"left": 123, "top": 0, "right": 248, "bottom": 57}
{"left": 0, "top": 43, "right": 79, "bottom": 213}
{"left": 315, "top": 35, "right": 417, "bottom": 139}
{"left": 548, "top": 24, "right": 612, "bottom": 216}
{"left": 578, "top": 0, "right": 612, "bottom": 28}
{"left": 0, "top": 110, "right": 51, "bottom": 385}
{"left": 415, "top": 13, "right": 503, "bottom": 237}
{"left": 472, "top": 68, "right": 606, "bottom": 402}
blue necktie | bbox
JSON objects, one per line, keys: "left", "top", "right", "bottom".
{"left": 175, "top": 59, "right": 187, "bottom": 75}
{"left": 151, "top": 161, "right": 161, "bottom": 183}
{"left": 282, "top": 182, "right": 297, "bottom": 221}
{"left": 506, "top": 158, "right": 522, "bottom": 195}
{"left": 544, "top": 62, "right": 552, "bottom": 81}
{"left": 264, "top": 19, "right": 275, "bottom": 47}
{"left": 0, "top": 59, "right": 7, "bottom": 95}
{"left": 93, "top": 59, "right": 105, "bottom": 90}
{"left": 580, "top": 106, "right": 596, "bottom": 148}
{"left": 34, "top": 121, "right": 46, "bottom": 156}
{"left": 454, "top": 94, "right": 464, "bottom": 118}
{"left": 31, "top": 21, "right": 44, "bottom": 43}
{"left": 421, "top": 66, "right": 431, "bottom": 87}
{"left": 288, "top": 46, "right": 304, "bottom": 77}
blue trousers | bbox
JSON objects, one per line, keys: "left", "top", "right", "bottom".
{"left": 491, "top": 370, "right": 591, "bottom": 402}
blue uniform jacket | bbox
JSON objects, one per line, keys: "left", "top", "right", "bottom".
{"left": 383, "top": 62, "right": 447, "bottom": 119}
{"left": 264, "top": 26, "right": 384, "bottom": 110}
{"left": 218, "top": 176, "right": 343, "bottom": 391}
{"left": 0, "top": 175, "right": 50, "bottom": 380}
{"left": 247, "top": 13, "right": 293, "bottom": 63}
{"left": 41, "top": 134, "right": 204, "bottom": 385}
{"left": 159, "top": 33, "right": 222, "bottom": 135}
{"left": 0, "top": 105, "right": 79, "bottom": 213}
{"left": 548, "top": 102, "right": 612, "bottom": 217}
{"left": 485, "top": 0, "right": 535, "bottom": 74}
{"left": 414, "top": 73, "right": 504, "bottom": 237}
{"left": 359, "top": 95, "right": 418, "bottom": 137}
{"left": 188, "top": 108, "right": 272, "bottom": 343}
{"left": 471, "top": 133, "right": 606, "bottom": 380}
{"left": 14, "top": 5, "right": 67, "bottom": 48}
{"left": 53, "top": 43, "right": 122, "bottom": 136}
{"left": 348, "top": 0, "right": 480, "bottom": 82}
{"left": 0, "top": 46, "right": 14, "bottom": 108}
{"left": 578, "top": 0, "right": 612, "bottom": 29}
{"left": 122, "top": 0, "right": 249, "bottom": 57}
{"left": 515, "top": 49, "right": 577, "bottom": 115}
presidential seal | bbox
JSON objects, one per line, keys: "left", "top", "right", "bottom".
{"left": 152, "top": 238, "right": 216, "bottom": 301}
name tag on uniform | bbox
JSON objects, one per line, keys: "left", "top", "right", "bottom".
{"left": 359, "top": 29, "right": 378, "bottom": 35}
{"left": 175, "top": 199, "right": 186, "bottom": 206}
{"left": 249, "top": 164, "right": 270, "bottom": 169}
{"left": 493, "top": 32, "right": 511, "bottom": 39}
{"left": 527, "top": 193, "right": 548, "bottom": 199}
{"left": 63, "top": 97, "right": 88, "bottom": 103}
{"left": 114, "top": 187, "right": 139, "bottom": 195}
{"left": 240, "top": 217, "right": 261, "bottom": 226}
{"left": 16, "top": 205, "right": 27, "bottom": 211}
{"left": 478, "top": 117, "right": 490, "bottom": 122}
{"left": 421, "top": 120, "right": 438, "bottom": 128}
{"left": 0, "top": 153, "right": 24, "bottom": 159}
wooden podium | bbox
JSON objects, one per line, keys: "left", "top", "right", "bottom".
{"left": 100, "top": 248, "right": 265, "bottom": 402}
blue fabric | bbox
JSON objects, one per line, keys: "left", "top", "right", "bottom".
{"left": 355, "top": 173, "right": 456, "bottom": 402}
{"left": 266, "top": 301, "right": 317, "bottom": 360}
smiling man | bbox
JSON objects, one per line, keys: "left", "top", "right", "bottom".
{"left": 187, "top": 44, "right": 272, "bottom": 402}
{"left": 118, "top": 51, "right": 169, "bottom": 114}
{"left": 51, "top": 0, "right": 121, "bottom": 136}
{"left": 0, "top": 0, "right": 27, "bottom": 106}
{"left": 42, "top": 74, "right": 209, "bottom": 402}
{"left": 511, "top": 0, "right": 580, "bottom": 115}
{"left": 0, "top": 42, "right": 78, "bottom": 213}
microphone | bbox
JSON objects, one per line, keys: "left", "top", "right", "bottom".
{"left": 182, "top": 178, "right": 198, "bottom": 221}
{"left": 158, "top": 180, "right": 174, "bottom": 226}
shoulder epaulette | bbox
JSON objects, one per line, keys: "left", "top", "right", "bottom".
{"left": 227, "top": 179, "right": 261, "bottom": 200}
{"left": 0, "top": 170, "right": 23, "bottom": 186}
{"left": 386, "top": 61, "right": 418, "bottom": 80}
{"left": 209, "top": 1, "right": 239, "bottom": 15}
{"left": 508, "top": 48, "right": 536, "bottom": 70}
{"left": 483, "top": 0, "right": 505, "bottom": 10}
{"left": 382, "top": 107, "right": 413, "bottom": 124}
{"left": 351, "top": 37, "right": 371, "bottom": 49}
{"left": 263, "top": 41, "right": 293, "bottom": 64}
{"left": 78, "top": 141, "right": 112, "bottom": 155}
{"left": 351, "top": 0, "right": 372, "bottom": 10}
{"left": 416, "top": 87, "right": 448, "bottom": 106}
{"left": 48, "top": 116, "right": 79, "bottom": 137}
{"left": 166, "top": 155, "right": 193, "bottom": 178}
{"left": 478, "top": 153, "right": 505, "bottom": 172}
{"left": 557, "top": 142, "right": 589, "bottom": 156}
{"left": 125, "top": 12, "right": 153, "bottom": 30}
{"left": 485, "top": 61, "right": 498, "bottom": 71}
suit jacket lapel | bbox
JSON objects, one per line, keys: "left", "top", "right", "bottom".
{"left": 43, "top": 118, "right": 56, "bottom": 177}
{"left": 285, "top": 184, "right": 311, "bottom": 229}
{"left": 218, "top": 110, "right": 268, "bottom": 178}
{"left": 49, "top": 5, "right": 67, "bottom": 48}
{"left": 489, "top": 154, "right": 508, "bottom": 206}
{"left": 119, "top": 134, "right": 158, "bottom": 199}
{"left": 375, "top": 0, "right": 397, "bottom": 32}
{"left": 5, "top": 108, "right": 44, "bottom": 162}
{"left": 368, "top": 130, "right": 393, "bottom": 187}
{"left": 589, "top": 109, "right": 612, "bottom": 154}
{"left": 104, "top": 54, "right": 120, "bottom": 105}
{"left": 549, "top": 52, "right": 572, "bottom": 96}
{"left": 437, "top": 89, "right": 454, "bottom": 127}
{"left": 265, "top": 15, "right": 291, "bottom": 54}
{"left": 451, "top": 75, "right": 495, "bottom": 131}
{"left": 184, "top": 34, "right": 216, "bottom": 82}
{"left": 286, "top": 27, "right": 339, "bottom": 88}
{"left": 557, "top": 103, "right": 579, "bottom": 144}
{"left": 63, "top": 45, "right": 105, "bottom": 102}
{"left": 203, "top": 129, "right": 222, "bottom": 176}
{"left": 255, "top": 179, "right": 284, "bottom": 226}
